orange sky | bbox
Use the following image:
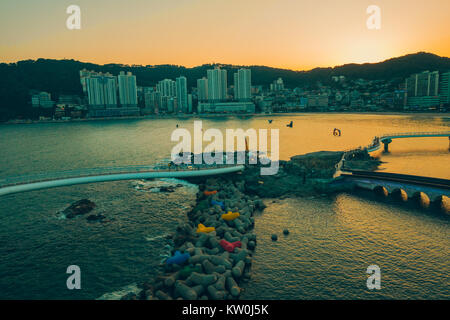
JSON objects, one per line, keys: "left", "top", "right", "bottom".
{"left": 1, "top": 0, "right": 449, "bottom": 71}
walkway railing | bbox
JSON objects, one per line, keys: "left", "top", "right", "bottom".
{"left": 380, "top": 131, "right": 450, "bottom": 139}
{"left": 0, "top": 163, "right": 239, "bottom": 189}
{"left": 335, "top": 130, "right": 450, "bottom": 177}
{"left": 364, "top": 131, "right": 450, "bottom": 152}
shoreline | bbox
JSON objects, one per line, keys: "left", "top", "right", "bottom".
{"left": 2, "top": 111, "right": 449, "bottom": 126}
{"left": 120, "top": 151, "right": 377, "bottom": 300}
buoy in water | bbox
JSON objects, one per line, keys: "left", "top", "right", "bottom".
{"left": 271, "top": 234, "right": 278, "bottom": 241}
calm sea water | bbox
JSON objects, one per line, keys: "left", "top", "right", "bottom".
{"left": 0, "top": 114, "right": 449, "bottom": 299}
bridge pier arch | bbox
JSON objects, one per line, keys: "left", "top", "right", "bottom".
{"left": 373, "top": 186, "right": 389, "bottom": 197}
{"left": 411, "top": 192, "right": 430, "bottom": 209}
{"left": 340, "top": 169, "right": 449, "bottom": 214}
{"left": 431, "top": 195, "right": 444, "bottom": 213}
{"left": 431, "top": 195, "right": 450, "bottom": 215}
{"left": 391, "top": 188, "right": 408, "bottom": 202}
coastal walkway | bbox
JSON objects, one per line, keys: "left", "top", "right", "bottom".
{"left": 366, "top": 131, "right": 450, "bottom": 152}
{"left": 335, "top": 130, "right": 450, "bottom": 178}
{"left": 0, "top": 164, "right": 245, "bottom": 196}
{"left": 332, "top": 130, "right": 450, "bottom": 211}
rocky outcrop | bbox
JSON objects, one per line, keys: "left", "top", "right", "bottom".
{"left": 241, "top": 149, "right": 380, "bottom": 198}
{"left": 62, "top": 199, "right": 96, "bottom": 218}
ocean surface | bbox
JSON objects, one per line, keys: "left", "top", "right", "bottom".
{"left": 0, "top": 113, "right": 449, "bottom": 299}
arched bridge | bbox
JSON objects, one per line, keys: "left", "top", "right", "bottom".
{"left": 0, "top": 164, "right": 245, "bottom": 197}
{"left": 366, "top": 131, "right": 450, "bottom": 153}
{"left": 339, "top": 170, "right": 450, "bottom": 211}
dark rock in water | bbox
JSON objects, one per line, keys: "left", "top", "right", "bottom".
{"left": 283, "top": 229, "right": 290, "bottom": 235}
{"left": 63, "top": 199, "right": 96, "bottom": 218}
{"left": 271, "top": 234, "right": 278, "bottom": 241}
{"left": 160, "top": 186, "right": 176, "bottom": 193}
{"left": 86, "top": 214, "right": 107, "bottom": 222}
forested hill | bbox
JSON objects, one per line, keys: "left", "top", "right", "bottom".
{"left": 1, "top": 52, "right": 450, "bottom": 120}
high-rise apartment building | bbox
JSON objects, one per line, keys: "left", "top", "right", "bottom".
{"left": 118, "top": 71, "right": 138, "bottom": 107}
{"left": 144, "top": 91, "right": 161, "bottom": 114}
{"left": 187, "top": 94, "right": 193, "bottom": 113}
{"left": 207, "top": 67, "right": 227, "bottom": 102}
{"left": 176, "top": 76, "right": 188, "bottom": 113}
{"left": 80, "top": 69, "right": 140, "bottom": 117}
{"left": 80, "top": 69, "right": 99, "bottom": 94}
{"left": 405, "top": 71, "right": 439, "bottom": 97}
{"left": 197, "top": 77, "right": 208, "bottom": 102}
{"left": 155, "top": 79, "right": 177, "bottom": 113}
{"left": 405, "top": 71, "right": 440, "bottom": 109}
{"left": 440, "top": 71, "right": 450, "bottom": 105}
{"left": 157, "top": 79, "right": 176, "bottom": 97}
{"left": 86, "top": 73, "right": 118, "bottom": 108}
{"left": 233, "top": 68, "right": 252, "bottom": 101}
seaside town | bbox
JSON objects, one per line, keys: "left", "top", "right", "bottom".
{"left": 28, "top": 67, "right": 450, "bottom": 121}
{"left": 1, "top": 0, "right": 450, "bottom": 307}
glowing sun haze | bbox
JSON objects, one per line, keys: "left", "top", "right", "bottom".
{"left": 0, "top": 0, "right": 449, "bottom": 70}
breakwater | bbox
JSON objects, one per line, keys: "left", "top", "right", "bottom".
{"left": 123, "top": 176, "right": 265, "bottom": 300}
{"left": 120, "top": 150, "right": 380, "bottom": 300}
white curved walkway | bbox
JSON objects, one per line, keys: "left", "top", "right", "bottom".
{"left": 366, "top": 131, "right": 450, "bottom": 152}
{"left": 0, "top": 165, "right": 245, "bottom": 196}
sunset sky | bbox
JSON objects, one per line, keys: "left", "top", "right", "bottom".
{"left": 1, "top": 0, "right": 449, "bottom": 70}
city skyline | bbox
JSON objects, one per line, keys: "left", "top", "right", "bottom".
{"left": 78, "top": 65, "right": 256, "bottom": 116}
{"left": 30, "top": 62, "right": 449, "bottom": 120}
{"left": 1, "top": 0, "right": 450, "bottom": 71}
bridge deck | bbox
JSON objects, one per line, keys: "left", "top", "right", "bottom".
{"left": 0, "top": 164, "right": 245, "bottom": 196}
{"left": 0, "top": 165, "right": 157, "bottom": 188}
{"left": 380, "top": 131, "right": 450, "bottom": 141}
{"left": 364, "top": 131, "right": 450, "bottom": 153}
{"left": 342, "top": 170, "right": 450, "bottom": 190}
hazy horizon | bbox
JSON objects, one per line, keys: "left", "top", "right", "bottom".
{"left": 1, "top": 0, "right": 450, "bottom": 71}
